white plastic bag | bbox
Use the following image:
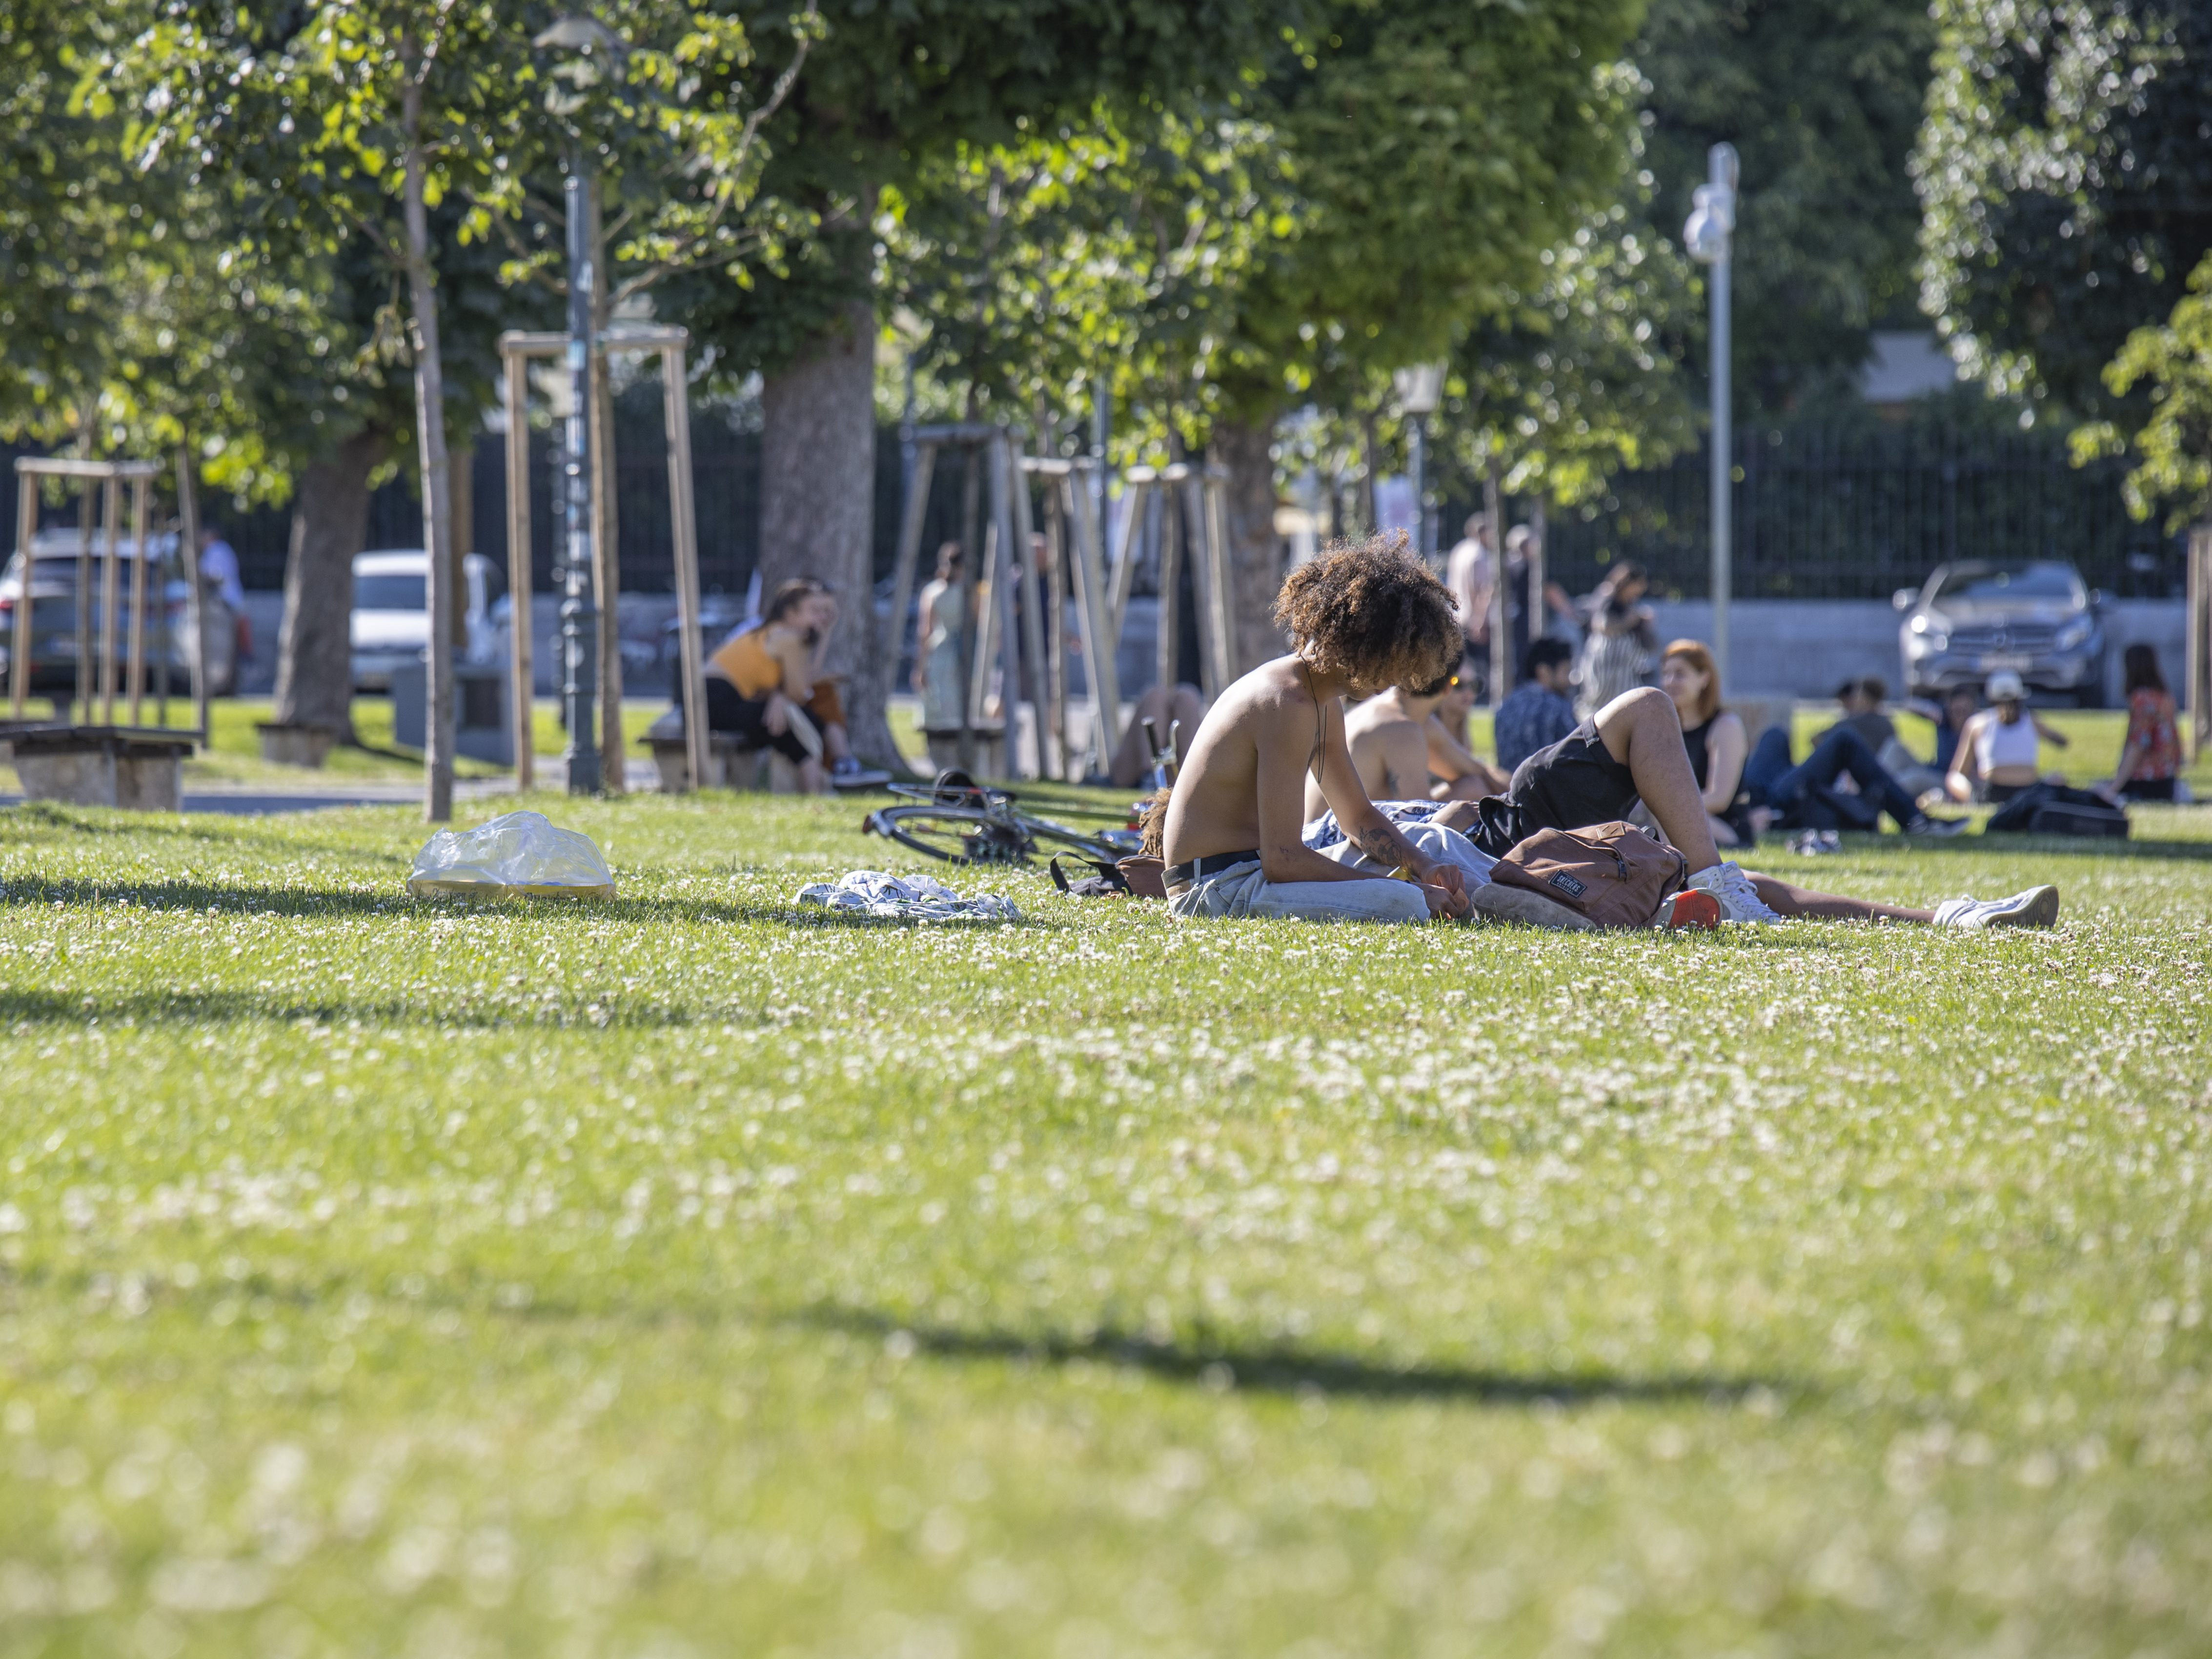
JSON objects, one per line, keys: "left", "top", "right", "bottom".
{"left": 406, "top": 810, "right": 615, "bottom": 901}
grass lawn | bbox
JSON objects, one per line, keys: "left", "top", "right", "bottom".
{"left": 2, "top": 789, "right": 2211, "bottom": 1658}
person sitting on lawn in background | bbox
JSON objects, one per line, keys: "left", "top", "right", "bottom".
{"left": 1945, "top": 669, "right": 2068, "bottom": 804}
{"left": 1657, "top": 641, "right": 1754, "bottom": 847}
{"left": 1718, "top": 668, "right": 1964, "bottom": 839}
{"left": 1415, "top": 653, "right": 2052, "bottom": 927}
{"left": 1161, "top": 536, "right": 1477, "bottom": 923}
{"left": 1493, "top": 637, "right": 1579, "bottom": 773}
{"left": 701, "top": 579, "right": 888, "bottom": 793}
{"left": 1830, "top": 675, "right": 1898, "bottom": 753}
{"left": 1424, "top": 658, "right": 1513, "bottom": 798}
{"left": 2100, "top": 644, "right": 2182, "bottom": 803}
{"left": 1298, "top": 667, "right": 1506, "bottom": 822}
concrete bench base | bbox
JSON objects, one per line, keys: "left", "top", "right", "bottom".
{"left": 648, "top": 736, "right": 802, "bottom": 795}
{"left": 5, "top": 727, "right": 193, "bottom": 810}
{"left": 920, "top": 729, "right": 1006, "bottom": 778}
{"left": 257, "top": 722, "right": 342, "bottom": 769}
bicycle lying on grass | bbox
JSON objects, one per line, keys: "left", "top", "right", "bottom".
{"left": 862, "top": 772, "right": 1143, "bottom": 868}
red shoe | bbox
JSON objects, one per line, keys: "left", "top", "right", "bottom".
{"left": 1658, "top": 888, "right": 1721, "bottom": 930}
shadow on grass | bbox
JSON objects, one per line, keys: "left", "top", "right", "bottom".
{"left": 801, "top": 1306, "right": 1789, "bottom": 1408}
{"left": 0, "top": 876, "right": 1055, "bottom": 931}
{"left": 0, "top": 985, "right": 763, "bottom": 1031}
{"left": 1748, "top": 830, "right": 2212, "bottom": 863}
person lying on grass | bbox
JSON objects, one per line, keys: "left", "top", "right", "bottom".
{"left": 1158, "top": 536, "right": 1477, "bottom": 923}
{"left": 1402, "top": 683, "right": 2057, "bottom": 928}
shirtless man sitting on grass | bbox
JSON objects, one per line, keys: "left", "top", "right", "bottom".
{"left": 1167, "top": 534, "right": 2059, "bottom": 929}
{"left": 1298, "top": 669, "right": 1507, "bottom": 824}
{"left": 1160, "top": 538, "right": 1477, "bottom": 923}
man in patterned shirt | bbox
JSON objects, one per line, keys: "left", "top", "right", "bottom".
{"left": 1492, "top": 637, "right": 1577, "bottom": 772}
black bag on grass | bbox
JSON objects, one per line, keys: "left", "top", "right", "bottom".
{"left": 1985, "top": 781, "right": 2131, "bottom": 839}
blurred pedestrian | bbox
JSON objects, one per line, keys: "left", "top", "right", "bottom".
{"left": 199, "top": 523, "right": 251, "bottom": 665}
{"left": 1573, "top": 561, "right": 1655, "bottom": 718}
{"left": 1445, "top": 513, "right": 1494, "bottom": 669}
{"left": 913, "top": 542, "right": 970, "bottom": 771}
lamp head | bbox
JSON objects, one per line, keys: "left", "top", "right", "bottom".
{"left": 1392, "top": 361, "right": 1446, "bottom": 416}
{"left": 1684, "top": 183, "right": 1734, "bottom": 265}
{"left": 534, "top": 13, "right": 621, "bottom": 55}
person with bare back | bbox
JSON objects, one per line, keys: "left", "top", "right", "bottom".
{"left": 1160, "top": 538, "right": 1477, "bottom": 923}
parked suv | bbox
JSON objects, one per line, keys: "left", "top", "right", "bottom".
{"left": 1895, "top": 559, "right": 2107, "bottom": 706}
{"left": 0, "top": 529, "right": 238, "bottom": 703}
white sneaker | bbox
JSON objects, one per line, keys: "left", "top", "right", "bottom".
{"left": 1687, "top": 861, "right": 1784, "bottom": 923}
{"left": 1933, "top": 886, "right": 2060, "bottom": 930}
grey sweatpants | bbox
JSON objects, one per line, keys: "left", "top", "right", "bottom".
{"left": 1165, "top": 822, "right": 1491, "bottom": 924}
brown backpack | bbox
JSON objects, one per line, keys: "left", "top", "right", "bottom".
{"left": 1490, "top": 822, "right": 1687, "bottom": 929}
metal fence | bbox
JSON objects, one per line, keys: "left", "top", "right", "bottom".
{"left": 15, "top": 421, "right": 2190, "bottom": 607}
{"left": 1447, "top": 427, "right": 2189, "bottom": 603}
{"left": 243, "top": 416, "right": 971, "bottom": 601}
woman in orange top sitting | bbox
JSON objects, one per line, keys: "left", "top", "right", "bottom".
{"left": 700, "top": 578, "right": 852, "bottom": 793}
{"left": 2104, "top": 643, "right": 2182, "bottom": 803}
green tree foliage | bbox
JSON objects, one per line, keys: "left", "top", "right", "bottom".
{"left": 1916, "top": 0, "right": 2212, "bottom": 416}
{"left": 878, "top": 0, "right": 1649, "bottom": 673}
{"left": 480, "top": 3, "right": 816, "bottom": 320}
{"left": 118, "top": 0, "right": 537, "bottom": 812}
{"left": 0, "top": 0, "right": 154, "bottom": 441}
{"left": 1210, "top": 0, "right": 1648, "bottom": 425}
{"left": 2073, "top": 252, "right": 2212, "bottom": 528}
{"left": 1441, "top": 198, "right": 1700, "bottom": 509}
{"left": 1637, "top": 0, "right": 1935, "bottom": 414}
{"left": 680, "top": 0, "right": 1280, "bottom": 380}
{"left": 883, "top": 107, "right": 1284, "bottom": 435}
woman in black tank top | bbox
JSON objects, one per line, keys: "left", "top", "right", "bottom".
{"left": 1660, "top": 642, "right": 1755, "bottom": 846}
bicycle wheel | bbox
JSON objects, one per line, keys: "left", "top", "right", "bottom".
{"left": 1020, "top": 817, "right": 1138, "bottom": 866}
{"left": 865, "top": 805, "right": 1035, "bottom": 865}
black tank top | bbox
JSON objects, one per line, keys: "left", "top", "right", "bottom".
{"left": 1682, "top": 716, "right": 1755, "bottom": 840}
{"left": 1682, "top": 716, "right": 1717, "bottom": 787}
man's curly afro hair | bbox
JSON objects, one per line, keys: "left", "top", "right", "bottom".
{"left": 1273, "top": 532, "right": 1461, "bottom": 691}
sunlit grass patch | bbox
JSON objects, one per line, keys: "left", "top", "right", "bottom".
{"left": 2, "top": 791, "right": 2209, "bottom": 1657}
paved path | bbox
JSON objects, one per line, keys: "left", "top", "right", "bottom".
{"left": 1, "top": 758, "right": 664, "bottom": 815}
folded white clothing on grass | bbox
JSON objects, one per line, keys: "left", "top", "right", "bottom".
{"left": 796, "top": 870, "right": 1020, "bottom": 923}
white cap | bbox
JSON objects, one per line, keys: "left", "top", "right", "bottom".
{"left": 1985, "top": 669, "right": 2027, "bottom": 702}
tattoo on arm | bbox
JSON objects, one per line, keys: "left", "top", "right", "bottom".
{"left": 1351, "top": 819, "right": 1421, "bottom": 871}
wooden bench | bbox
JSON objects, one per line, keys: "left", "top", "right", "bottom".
{"left": 643, "top": 712, "right": 802, "bottom": 794}
{"left": 3, "top": 725, "right": 194, "bottom": 810}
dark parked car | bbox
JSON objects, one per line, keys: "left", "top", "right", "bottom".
{"left": 1895, "top": 559, "right": 2107, "bottom": 707}
{"left": 0, "top": 530, "right": 238, "bottom": 704}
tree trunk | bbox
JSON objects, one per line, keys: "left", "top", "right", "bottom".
{"left": 759, "top": 296, "right": 898, "bottom": 765}
{"left": 1359, "top": 412, "right": 1381, "bottom": 537}
{"left": 448, "top": 440, "right": 473, "bottom": 649}
{"left": 274, "top": 426, "right": 388, "bottom": 739}
{"left": 402, "top": 85, "right": 455, "bottom": 823}
{"left": 1209, "top": 414, "right": 1287, "bottom": 678}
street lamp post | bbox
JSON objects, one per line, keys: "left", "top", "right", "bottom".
{"left": 536, "top": 13, "right": 621, "bottom": 794}
{"left": 1684, "top": 142, "right": 1739, "bottom": 688}
{"left": 1392, "top": 362, "right": 1446, "bottom": 564}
